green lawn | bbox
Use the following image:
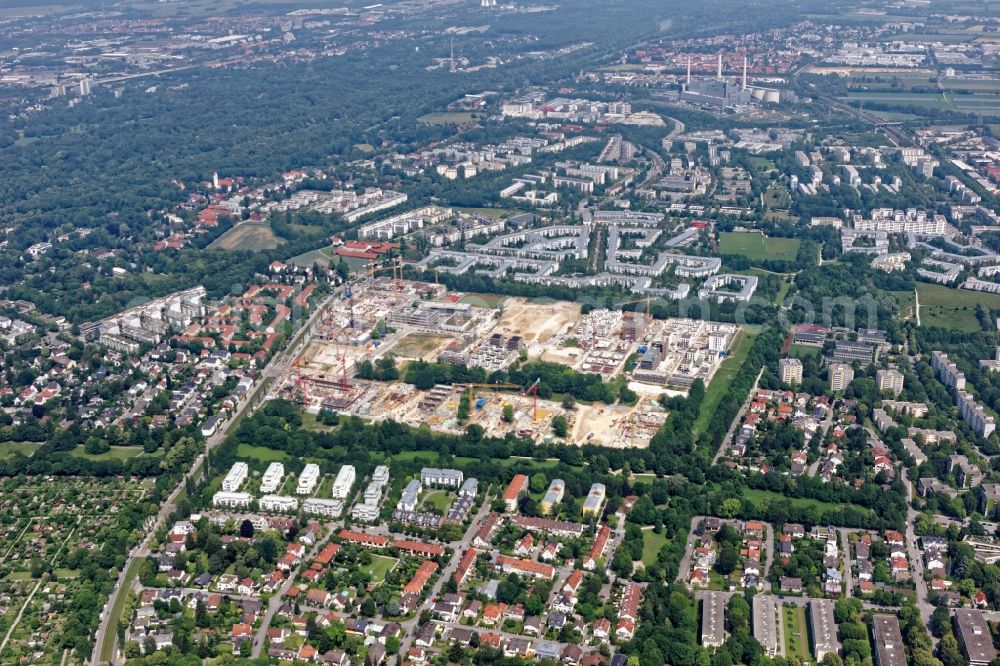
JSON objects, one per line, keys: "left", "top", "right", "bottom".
{"left": 0, "top": 441, "right": 41, "bottom": 459}
{"left": 361, "top": 555, "right": 398, "bottom": 584}
{"left": 787, "top": 343, "right": 821, "bottom": 359}
{"left": 237, "top": 443, "right": 291, "bottom": 462}
{"left": 784, "top": 604, "right": 809, "bottom": 660}
{"left": 417, "top": 112, "right": 477, "bottom": 125}
{"left": 423, "top": 490, "right": 453, "bottom": 512}
{"left": 743, "top": 488, "right": 873, "bottom": 516}
{"left": 640, "top": 528, "right": 668, "bottom": 566}
{"left": 719, "top": 232, "right": 800, "bottom": 262}
{"left": 916, "top": 283, "right": 1000, "bottom": 332}
{"left": 693, "top": 328, "right": 758, "bottom": 437}
{"left": 70, "top": 446, "right": 144, "bottom": 461}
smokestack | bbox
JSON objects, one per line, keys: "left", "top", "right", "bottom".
{"left": 742, "top": 56, "right": 748, "bottom": 90}
{"left": 686, "top": 56, "right": 691, "bottom": 86}
{"left": 717, "top": 52, "right": 723, "bottom": 79}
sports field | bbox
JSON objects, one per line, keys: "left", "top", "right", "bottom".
{"left": 719, "top": 232, "right": 800, "bottom": 262}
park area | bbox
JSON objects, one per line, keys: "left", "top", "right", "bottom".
{"left": 913, "top": 283, "right": 1000, "bottom": 332}
{"left": 209, "top": 222, "right": 285, "bottom": 251}
{"left": 719, "top": 232, "right": 800, "bottom": 262}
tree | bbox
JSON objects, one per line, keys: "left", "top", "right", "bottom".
{"left": 239, "top": 519, "right": 255, "bottom": 539}
{"left": 552, "top": 415, "right": 568, "bottom": 438}
{"left": 502, "top": 403, "right": 515, "bottom": 423}
{"left": 939, "top": 634, "right": 965, "bottom": 666}
{"left": 716, "top": 545, "right": 740, "bottom": 575}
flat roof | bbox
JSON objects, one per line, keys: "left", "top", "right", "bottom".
{"left": 701, "top": 592, "right": 726, "bottom": 647}
{"left": 955, "top": 609, "right": 997, "bottom": 666}
{"left": 808, "top": 599, "right": 840, "bottom": 660}
{"left": 752, "top": 595, "right": 781, "bottom": 655}
{"left": 872, "top": 615, "right": 907, "bottom": 666}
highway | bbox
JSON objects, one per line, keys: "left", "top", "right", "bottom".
{"left": 89, "top": 286, "right": 343, "bottom": 665}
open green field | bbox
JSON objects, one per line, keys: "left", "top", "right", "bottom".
{"left": 418, "top": 112, "right": 478, "bottom": 125}
{"left": 209, "top": 222, "right": 285, "bottom": 251}
{"left": 640, "top": 528, "right": 668, "bottom": 567}
{"left": 236, "top": 443, "right": 290, "bottom": 463}
{"left": 743, "top": 488, "right": 873, "bottom": 516}
{"left": 915, "top": 283, "right": 1000, "bottom": 332}
{"left": 423, "top": 490, "right": 453, "bottom": 512}
{"left": 361, "top": 555, "right": 398, "bottom": 584}
{"left": 787, "top": 343, "right": 821, "bottom": 359}
{"left": 0, "top": 441, "right": 41, "bottom": 459}
{"left": 693, "top": 328, "right": 758, "bottom": 437}
{"left": 784, "top": 604, "right": 809, "bottom": 661}
{"left": 719, "top": 232, "right": 800, "bottom": 262}
{"left": 839, "top": 91, "right": 953, "bottom": 109}
{"left": 354, "top": 143, "right": 375, "bottom": 153}
{"left": 459, "top": 293, "right": 505, "bottom": 308}
{"left": 70, "top": 446, "right": 144, "bottom": 461}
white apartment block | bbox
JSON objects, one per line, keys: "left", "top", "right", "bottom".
{"left": 222, "top": 462, "right": 249, "bottom": 492}
{"left": 331, "top": 465, "right": 357, "bottom": 500}
{"left": 259, "top": 462, "right": 285, "bottom": 494}
{"left": 957, "top": 391, "right": 996, "bottom": 438}
{"left": 297, "top": 463, "right": 321, "bottom": 495}
{"left": 213, "top": 491, "right": 252, "bottom": 509}
{"left": 829, "top": 363, "right": 854, "bottom": 392}
{"left": 852, "top": 208, "right": 948, "bottom": 235}
{"left": 259, "top": 495, "right": 298, "bottom": 513}
{"left": 421, "top": 467, "right": 464, "bottom": 488}
{"left": 932, "top": 351, "right": 966, "bottom": 390}
{"left": 303, "top": 498, "right": 344, "bottom": 517}
{"left": 877, "top": 369, "right": 905, "bottom": 396}
{"left": 779, "top": 358, "right": 803, "bottom": 385}
{"left": 352, "top": 502, "right": 381, "bottom": 523}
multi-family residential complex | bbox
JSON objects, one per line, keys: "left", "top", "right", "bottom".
{"left": 809, "top": 600, "right": 840, "bottom": 661}
{"left": 582, "top": 483, "right": 606, "bottom": 517}
{"left": 752, "top": 595, "right": 782, "bottom": 657}
{"left": 829, "top": 363, "right": 854, "bottom": 392}
{"left": 779, "top": 358, "right": 803, "bottom": 385}
{"left": 259, "top": 462, "right": 285, "bottom": 494}
{"left": 331, "top": 465, "right": 357, "bottom": 500}
{"left": 297, "top": 463, "right": 321, "bottom": 495}
{"left": 701, "top": 591, "right": 726, "bottom": 648}
{"left": 541, "top": 479, "right": 566, "bottom": 516}
{"left": 876, "top": 369, "right": 905, "bottom": 396}
{"left": 932, "top": 351, "right": 966, "bottom": 390}
{"left": 303, "top": 498, "right": 344, "bottom": 517}
{"left": 872, "top": 615, "right": 906, "bottom": 666}
{"left": 955, "top": 609, "right": 997, "bottom": 666}
{"left": 421, "top": 467, "right": 464, "bottom": 488}
{"left": 221, "top": 462, "right": 249, "bottom": 493}
{"left": 852, "top": 208, "right": 948, "bottom": 235}
{"left": 957, "top": 391, "right": 996, "bottom": 438}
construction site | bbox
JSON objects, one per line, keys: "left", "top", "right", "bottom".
{"left": 273, "top": 276, "right": 737, "bottom": 447}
